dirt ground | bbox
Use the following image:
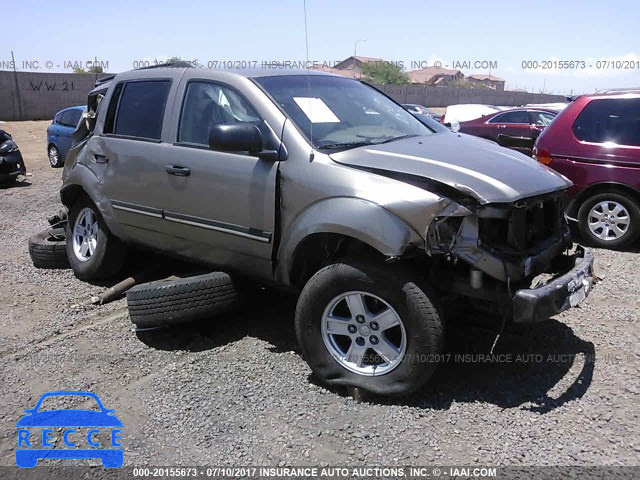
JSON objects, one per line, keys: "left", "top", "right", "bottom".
{"left": 1, "top": 120, "right": 639, "bottom": 470}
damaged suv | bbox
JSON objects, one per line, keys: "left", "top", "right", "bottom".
{"left": 60, "top": 66, "right": 595, "bottom": 395}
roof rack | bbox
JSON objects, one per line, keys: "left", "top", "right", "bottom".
{"left": 134, "top": 61, "right": 195, "bottom": 70}
{"left": 595, "top": 87, "right": 640, "bottom": 94}
{"left": 94, "top": 75, "right": 116, "bottom": 88}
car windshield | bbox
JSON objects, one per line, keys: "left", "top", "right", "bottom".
{"left": 255, "top": 75, "right": 433, "bottom": 150}
{"left": 37, "top": 394, "right": 101, "bottom": 412}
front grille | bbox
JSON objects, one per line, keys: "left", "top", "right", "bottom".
{"left": 478, "top": 194, "right": 566, "bottom": 255}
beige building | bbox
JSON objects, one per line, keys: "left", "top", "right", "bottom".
{"left": 406, "top": 67, "right": 464, "bottom": 85}
{"left": 467, "top": 74, "right": 506, "bottom": 91}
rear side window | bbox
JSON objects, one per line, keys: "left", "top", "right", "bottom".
{"left": 573, "top": 98, "right": 640, "bottom": 147}
{"left": 489, "top": 110, "right": 529, "bottom": 124}
{"left": 60, "top": 109, "right": 82, "bottom": 127}
{"left": 112, "top": 80, "right": 171, "bottom": 140}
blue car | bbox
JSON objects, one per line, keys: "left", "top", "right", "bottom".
{"left": 16, "top": 391, "right": 123, "bottom": 468}
{"left": 47, "top": 106, "right": 86, "bottom": 168}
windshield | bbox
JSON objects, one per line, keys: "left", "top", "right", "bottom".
{"left": 255, "top": 75, "right": 434, "bottom": 150}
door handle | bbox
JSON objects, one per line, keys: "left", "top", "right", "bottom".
{"left": 94, "top": 154, "right": 109, "bottom": 164}
{"left": 166, "top": 165, "right": 191, "bottom": 176}
{"left": 497, "top": 125, "right": 507, "bottom": 129}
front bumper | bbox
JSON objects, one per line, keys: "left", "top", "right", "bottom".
{"left": 0, "top": 150, "right": 26, "bottom": 181}
{"left": 512, "top": 247, "right": 594, "bottom": 323}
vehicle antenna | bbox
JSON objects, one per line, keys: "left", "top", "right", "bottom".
{"left": 303, "top": 0, "right": 314, "bottom": 161}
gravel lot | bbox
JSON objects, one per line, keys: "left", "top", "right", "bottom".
{"left": 1, "top": 120, "right": 639, "bottom": 468}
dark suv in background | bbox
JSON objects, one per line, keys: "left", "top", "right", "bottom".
{"left": 534, "top": 91, "right": 640, "bottom": 248}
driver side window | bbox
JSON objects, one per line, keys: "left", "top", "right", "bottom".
{"left": 178, "top": 81, "right": 262, "bottom": 147}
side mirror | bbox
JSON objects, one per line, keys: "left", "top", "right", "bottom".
{"left": 209, "top": 124, "right": 262, "bottom": 155}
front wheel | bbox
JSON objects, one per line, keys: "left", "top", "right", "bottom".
{"left": 577, "top": 193, "right": 640, "bottom": 249}
{"left": 48, "top": 144, "right": 64, "bottom": 168}
{"left": 66, "top": 196, "right": 127, "bottom": 280}
{"left": 295, "top": 261, "right": 444, "bottom": 397}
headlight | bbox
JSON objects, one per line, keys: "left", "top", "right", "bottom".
{"left": 0, "top": 140, "right": 18, "bottom": 154}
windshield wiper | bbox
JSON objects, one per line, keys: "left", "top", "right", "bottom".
{"left": 318, "top": 141, "right": 375, "bottom": 150}
{"left": 375, "top": 134, "right": 418, "bottom": 145}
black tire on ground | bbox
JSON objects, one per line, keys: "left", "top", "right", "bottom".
{"left": 66, "top": 196, "right": 127, "bottom": 281}
{"left": 295, "top": 261, "right": 444, "bottom": 397}
{"left": 577, "top": 192, "right": 640, "bottom": 249}
{"left": 126, "top": 272, "right": 240, "bottom": 327}
{"left": 28, "top": 228, "right": 70, "bottom": 269}
{"left": 48, "top": 144, "right": 64, "bottom": 168}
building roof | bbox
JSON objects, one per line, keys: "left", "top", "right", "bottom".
{"left": 468, "top": 74, "right": 505, "bottom": 82}
{"left": 310, "top": 65, "right": 362, "bottom": 78}
{"left": 407, "top": 66, "right": 462, "bottom": 83}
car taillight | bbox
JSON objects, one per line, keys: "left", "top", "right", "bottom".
{"left": 534, "top": 147, "right": 553, "bottom": 165}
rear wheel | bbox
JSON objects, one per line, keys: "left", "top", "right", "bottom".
{"left": 48, "top": 144, "right": 64, "bottom": 168}
{"left": 295, "top": 261, "right": 444, "bottom": 397}
{"left": 577, "top": 193, "right": 640, "bottom": 249}
{"left": 66, "top": 196, "right": 127, "bottom": 280}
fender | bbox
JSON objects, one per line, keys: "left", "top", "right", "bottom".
{"left": 60, "top": 163, "right": 129, "bottom": 241}
{"left": 276, "top": 197, "right": 423, "bottom": 285}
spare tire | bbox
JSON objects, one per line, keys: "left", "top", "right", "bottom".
{"left": 126, "top": 272, "right": 240, "bottom": 327}
{"left": 28, "top": 228, "right": 70, "bottom": 269}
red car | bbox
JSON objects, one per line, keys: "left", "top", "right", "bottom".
{"left": 458, "top": 107, "right": 558, "bottom": 155}
{"left": 533, "top": 91, "right": 640, "bottom": 248}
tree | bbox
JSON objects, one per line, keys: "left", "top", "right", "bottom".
{"left": 72, "top": 66, "right": 86, "bottom": 73}
{"left": 361, "top": 62, "right": 409, "bottom": 84}
{"left": 166, "top": 56, "right": 203, "bottom": 68}
{"left": 88, "top": 65, "right": 104, "bottom": 73}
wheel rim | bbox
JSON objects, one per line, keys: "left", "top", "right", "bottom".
{"left": 587, "top": 200, "right": 630, "bottom": 241}
{"left": 48, "top": 146, "right": 59, "bottom": 166}
{"left": 72, "top": 208, "right": 99, "bottom": 261}
{"left": 321, "top": 290, "right": 407, "bottom": 376}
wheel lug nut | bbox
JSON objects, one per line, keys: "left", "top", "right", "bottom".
{"left": 355, "top": 337, "right": 365, "bottom": 346}
{"left": 370, "top": 336, "right": 379, "bottom": 345}
{"left": 356, "top": 315, "right": 365, "bottom": 324}
{"left": 370, "top": 321, "right": 379, "bottom": 331}
{"left": 348, "top": 325, "right": 357, "bottom": 334}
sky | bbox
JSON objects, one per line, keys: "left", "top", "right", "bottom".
{"left": 3, "top": 0, "right": 640, "bottom": 94}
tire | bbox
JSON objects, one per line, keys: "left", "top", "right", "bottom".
{"left": 126, "top": 272, "right": 240, "bottom": 327}
{"left": 295, "top": 261, "right": 444, "bottom": 397}
{"left": 28, "top": 228, "right": 69, "bottom": 269}
{"left": 66, "top": 196, "right": 127, "bottom": 281}
{"left": 577, "top": 192, "right": 640, "bottom": 249}
{"left": 48, "top": 144, "right": 64, "bottom": 168}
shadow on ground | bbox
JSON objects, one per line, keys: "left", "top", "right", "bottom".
{"left": 135, "top": 286, "right": 594, "bottom": 414}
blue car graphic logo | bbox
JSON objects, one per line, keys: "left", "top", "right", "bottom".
{"left": 16, "top": 391, "right": 123, "bottom": 468}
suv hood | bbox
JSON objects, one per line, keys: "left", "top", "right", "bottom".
{"left": 329, "top": 133, "right": 572, "bottom": 204}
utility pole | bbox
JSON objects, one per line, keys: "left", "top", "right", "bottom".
{"left": 11, "top": 51, "right": 23, "bottom": 121}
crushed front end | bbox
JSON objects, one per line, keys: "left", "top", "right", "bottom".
{"left": 426, "top": 190, "right": 595, "bottom": 323}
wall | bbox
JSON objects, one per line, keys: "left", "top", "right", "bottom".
{"left": 0, "top": 71, "right": 111, "bottom": 121}
{"left": 376, "top": 84, "right": 566, "bottom": 107}
{"left": 0, "top": 70, "right": 568, "bottom": 121}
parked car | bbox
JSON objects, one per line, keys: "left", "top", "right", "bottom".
{"left": 47, "top": 106, "right": 86, "bottom": 168}
{"left": 457, "top": 107, "right": 558, "bottom": 156}
{"left": 533, "top": 91, "right": 640, "bottom": 248}
{"left": 402, "top": 104, "right": 443, "bottom": 122}
{"left": 442, "top": 104, "right": 502, "bottom": 125}
{"left": 60, "top": 67, "right": 594, "bottom": 396}
{"left": 410, "top": 113, "right": 450, "bottom": 132}
{"left": 0, "top": 129, "right": 26, "bottom": 184}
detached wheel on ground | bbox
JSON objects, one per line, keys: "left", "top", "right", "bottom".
{"left": 295, "top": 261, "right": 444, "bottom": 397}
{"left": 66, "top": 196, "right": 127, "bottom": 281}
{"left": 127, "top": 272, "right": 240, "bottom": 328}
{"left": 28, "top": 228, "right": 69, "bottom": 269}
{"left": 577, "top": 192, "right": 640, "bottom": 249}
{"left": 48, "top": 145, "right": 64, "bottom": 168}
